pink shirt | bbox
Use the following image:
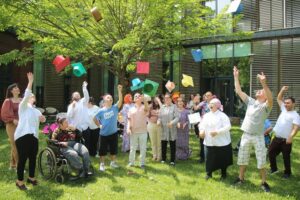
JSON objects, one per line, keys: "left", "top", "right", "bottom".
{"left": 148, "top": 108, "right": 159, "bottom": 123}
{"left": 128, "top": 104, "right": 148, "bottom": 134}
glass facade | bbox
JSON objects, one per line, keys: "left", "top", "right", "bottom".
{"left": 201, "top": 42, "right": 251, "bottom": 116}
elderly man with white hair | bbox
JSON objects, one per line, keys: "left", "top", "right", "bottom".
{"left": 199, "top": 98, "right": 232, "bottom": 180}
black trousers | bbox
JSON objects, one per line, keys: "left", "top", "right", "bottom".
{"left": 84, "top": 128, "right": 100, "bottom": 156}
{"left": 161, "top": 140, "right": 176, "bottom": 163}
{"left": 15, "top": 134, "right": 38, "bottom": 181}
{"left": 269, "top": 137, "right": 292, "bottom": 175}
{"left": 194, "top": 124, "right": 204, "bottom": 160}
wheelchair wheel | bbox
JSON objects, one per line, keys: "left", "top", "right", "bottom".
{"left": 38, "top": 147, "right": 57, "bottom": 180}
{"left": 55, "top": 174, "right": 64, "bottom": 183}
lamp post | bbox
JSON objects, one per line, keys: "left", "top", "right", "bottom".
{"left": 248, "top": 53, "right": 255, "bottom": 97}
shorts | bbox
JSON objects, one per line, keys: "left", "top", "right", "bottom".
{"left": 237, "top": 133, "right": 267, "bottom": 169}
{"left": 99, "top": 132, "right": 118, "bottom": 156}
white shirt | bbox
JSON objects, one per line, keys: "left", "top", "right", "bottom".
{"left": 199, "top": 110, "right": 231, "bottom": 147}
{"left": 67, "top": 85, "right": 90, "bottom": 131}
{"left": 241, "top": 96, "right": 271, "bottom": 135}
{"left": 88, "top": 105, "right": 101, "bottom": 129}
{"left": 273, "top": 103, "right": 300, "bottom": 139}
{"left": 14, "top": 89, "right": 42, "bottom": 141}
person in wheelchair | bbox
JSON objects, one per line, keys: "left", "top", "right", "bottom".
{"left": 51, "top": 117, "right": 92, "bottom": 178}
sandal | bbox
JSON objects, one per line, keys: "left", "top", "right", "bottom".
{"left": 27, "top": 178, "right": 38, "bottom": 186}
{"left": 16, "top": 182, "right": 27, "bottom": 190}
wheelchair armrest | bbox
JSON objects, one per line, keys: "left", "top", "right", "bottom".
{"left": 47, "top": 139, "right": 60, "bottom": 146}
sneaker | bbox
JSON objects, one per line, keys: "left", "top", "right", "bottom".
{"left": 161, "top": 160, "right": 166, "bottom": 164}
{"left": 283, "top": 173, "right": 291, "bottom": 179}
{"left": 99, "top": 163, "right": 105, "bottom": 172}
{"left": 261, "top": 182, "right": 271, "bottom": 192}
{"left": 270, "top": 169, "right": 279, "bottom": 174}
{"left": 233, "top": 177, "right": 244, "bottom": 184}
{"left": 127, "top": 163, "right": 134, "bottom": 167}
{"left": 140, "top": 165, "right": 145, "bottom": 169}
{"left": 170, "top": 162, "right": 175, "bottom": 166}
{"left": 110, "top": 161, "right": 119, "bottom": 169}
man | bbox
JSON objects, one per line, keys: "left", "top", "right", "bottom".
{"left": 66, "top": 81, "right": 91, "bottom": 152}
{"left": 269, "top": 86, "right": 300, "bottom": 178}
{"left": 94, "top": 85, "right": 123, "bottom": 172}
{"left": 193, "top": 91, "right": 213, "bottom": 163}
{"left": 233, "top": 66, "right": 273, "bottom": 192}
{"left": 127, "top": 93, "right": 149, "bottom": 169}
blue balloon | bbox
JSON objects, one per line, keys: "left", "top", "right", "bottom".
{"left": 191, "top": 49, "right": 203, "bottom": 62}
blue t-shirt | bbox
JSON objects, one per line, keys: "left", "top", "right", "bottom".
{"left": 264, "top": 119, "right": 272, "bottom": 131}
{"left": 95, "top": 104, "right": 119, "bottom": 136}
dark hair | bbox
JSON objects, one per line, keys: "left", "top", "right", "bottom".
{"left": 151, "top": 99, "right": 160, "bottom": 110}
{"left": 6, "top": 83, "right": 19, "bottom": 98}
{"left": 89, "top": 97, "right": 95, "bottom": 105}
{"left": 57, "top": 117, "right": 67, "bottom": 124}
{"left": 285, "top": 96, "right": 295, "bottom": 103}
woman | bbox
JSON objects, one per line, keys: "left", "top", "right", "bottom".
{"left": 120, "top": 94, "right": 133, "bottom": 152}
{"left": 147, "top": 97, "right": 162, "bottom": 161}
{"left": 199, "top": 98, "right": 232, "bottom": 180}
{"left": 1, "top": 83, "right": 21, "bottom": 170}
{"left": 14, "top": 72, "right": 46, "bottom": 190}
{"left": 52, "top": 117, "right": 91, "bottom": 178}
{"left": 176, "top": 98, "right": 191, "bottom": 160}
{"left": 87, "top": 97, "right": 101, "bottom": 156}
{"left": 158, "top": 93, "right": 179, "bottom": 165}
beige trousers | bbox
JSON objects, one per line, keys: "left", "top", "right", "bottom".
{"left": 147, "top": 122, "right": 162, "bottom": 160}
{"left": 6, "top": 123, "right": 18, "bottom": 168}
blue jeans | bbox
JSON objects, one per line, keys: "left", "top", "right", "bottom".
{"left": 60, "top": 141, "right": 90, "bottom": 172}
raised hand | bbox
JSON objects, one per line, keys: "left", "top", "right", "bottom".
{"left": 117, "top": 84, "right": 123, "bottom": 91}
{"left": 233, "top": 66, "right": 239, "bottom": 78}
{"left": 257, "top": 72, "right": 267, "bottom": 85}
{"left": 82, "top": 81, "right": 88, "bottom": 87}
{"left": 281, "top": 86, "right": 288, "bottom": 92}
{"left": 27, "top": 72, "right": 34, "bottom": 82}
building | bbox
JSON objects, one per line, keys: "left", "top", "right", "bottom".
{"left": 175, "top": 0, "right": 300, "bottom": 120}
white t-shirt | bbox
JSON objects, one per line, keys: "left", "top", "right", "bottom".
{"left": 88, "top": 105, "right": 101, "bottom": 130}
{"left": 198, "top": 110, "right": 231, "bottom": 147}
{"left": 273, "top": 103, "right": 300, "bottom": 139}
{"left": 67, "top": 86, "right": 90, "bottom": 131}
{"left": 241, "top": 96, "right": 271, "bottom": 135}
{"left": 14, "top": 89, "right": 42, "bottom": 141}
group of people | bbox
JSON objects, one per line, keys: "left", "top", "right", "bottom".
{"left": 1, "top": 66, "right": 299, "bottom": 193}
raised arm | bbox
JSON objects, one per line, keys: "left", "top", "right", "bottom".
{"left": 233, "top": 66, "right": 248, "bottom": 102}
{"left": 82, "top": 81, "right": 89, "bottom": 104}
{"left": 257, "top": 72, "right": 273, "bottom": 109}
{"left": 277, "top": 86, "right": 288, "bottom": 106}
{"left": 143, "top": 95, "right": 149, "bottom": 113}
{"left": 19, "top": 72, "right": 34, "bottom": 110}
{"left": 154, "top": 96, "right": 163, "bottom": 108}
{"left": 117, "top": 85, "right": 123, "bottom": 109}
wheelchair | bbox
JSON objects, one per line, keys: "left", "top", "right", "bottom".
{"left": 38, "top": 139, "right": 70, "bottom": 183}
{"left": 38, "top": 125, "right": 93, "bottom": 183}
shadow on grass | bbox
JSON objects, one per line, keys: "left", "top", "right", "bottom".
{"left": 174, "top": 194, "right": 198, "bottom": 200}
{"left": 25, "top": 185, "right": 64, "bottom": 200}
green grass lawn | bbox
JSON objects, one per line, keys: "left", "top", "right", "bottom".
{"left": 0, "top": 127, "right": 299, "bottom": 200}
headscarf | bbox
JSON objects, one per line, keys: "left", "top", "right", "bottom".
{"left": 209, "top": 98, "right": 223, "bottom": 111}
{"left": 124, "top": 94, "right": 132, "bottom": 104}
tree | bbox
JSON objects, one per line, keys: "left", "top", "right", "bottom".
{"left": 0, "top": 0, "right": 229, "bottom": 87}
